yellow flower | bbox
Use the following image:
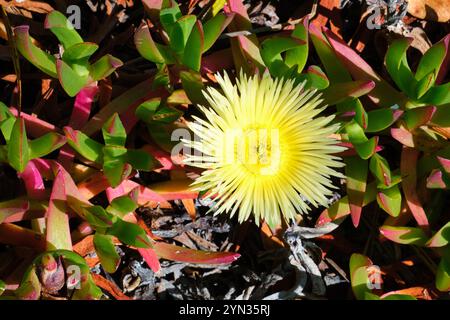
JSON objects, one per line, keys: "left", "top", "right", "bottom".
{"left": 183, "top": 72, "right": 345, "bottom": 228}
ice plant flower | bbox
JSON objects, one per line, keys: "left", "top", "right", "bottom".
{"left": 183, "top": 72, "right": 345, "bottom": 227}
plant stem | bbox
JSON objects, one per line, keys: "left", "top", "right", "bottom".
{"left": 1, "top": 5, "right": 22, "bottom": 115}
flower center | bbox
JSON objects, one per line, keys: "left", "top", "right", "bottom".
{"left": 221, "top": 127, "right": 281, "bottom": 176}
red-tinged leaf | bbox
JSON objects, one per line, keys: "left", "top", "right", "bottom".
{"left": 134, "top": 22, "right": 165, "bottom": 64}
{"left": 14, "top": 267, "right": 41, "bottom": 300}
{"left": 426, "top": 169, "right": 448, "bottom": 189}
{"left": 108, "top": 179, "right": 168, "bottom": 204}
{"left": 182, "top": 20, "right": 204, "bottom": 71}
{"left": 46, "top": 170, "right": 72, "bottom": 251}
{"left": 141, "top": 0, "right": 164, "bottom": 23}
{"left": 437, "top": 156, "right": 450, "bottom": 173}
{"left": 0, "top": 223, "right": 46, "bottom": 251}
{"left": 141, "top": 144, "right": 175, "bottom": 170}
{"left": 9, "top": 108, "right": 57, "bottom": 138}
{"left": 354, "top": 137, "right": 379, "bottom": 160}
{"left": 336, "top": 142, "right": 383, "bottom": 157}
{"left": 56, "top": 59, "right": 88, "bottom": 97}
{"left": 436, "top": 34, "right": 450, "bottom": 84}
{"left": 391, "top": 127, "right": 415, "bottom": 147}
{"left": 345, "top": 156, "right": 368, "bottom": 227}
{"left": 403, "top": 106, "right": 436, "bottom": 131}
{"left": 377, "top": 185, "right": 402, "bottom": 217}
{"left": 426, "top": 222, "right": 450, "bottom": 247}
{"left": 349, "top": 253, "right": 373, "bottom": 300}
{"left": 354, "top": 99, "right": 368, "bottom": 129}
{"left": 303, "top": 65, "right": 329, "bottom": 89}
{"left": 401, "top": 147, "right": 429, "bottom": 229}
{"left": 102, "top": 113, "right": 126, "bottom": 147}
{"left": 64, "top": 127, "right": 104, "bottom": 163}
{"left": 323, "top": 28, "right": 405, "bottom": 107}
{"left": 19, "top": 161, "right": 46, "bottom": 200}
{"left": 309, "top": 23, "right": 351, "bottom": 83}
{"left": 81, "top": 77, "right": 169, "bottom": 136}
{"left": 436, "top": 255, "right": 450, "bottom": 292}
{"left": 366, "top": 108, "right": 403, "bottom": 133}
{"left": 44, "top": 10, "right": 83, "bottom": 49}
{"left": 0, "top": 198, "right": 30, "bottom": 223}
{"left": 8, "top": 118, "right": 30, "bottom": 173}
{"left": 321, "top": 80, "right": 375, "bottom": 106}
{"left": 90, "top": 55, "right": 123, "bottom": 81}
{"left": 370, "top": 153, "right": 392, "bottom": 186}
{"left": 137, "top": 248, "right": 161, "bottom": 273}
{"left": 58, "top": 85, "right": 99, "bottom": 169}
{"left": 153, "top": 242, "right": 240, "bottom": 265}
{"left": 107, "top": 188, "right": 139, "bottom": 218}
{"left": 13, "top": 25, "right": 57, "bottom": 77}
{"left": 149, "top": 179, "right": 198, "bottom": 200}
{"left": 316, "top": 181, "right": 377, "bottom": 226}
{"left": 28, "top": 132, "right": 66, "bottom": 159}
{"left": 201, "top": 48, "right": 234, "bottom": 74}
{"left": 202, "top": 12, "right": 234, "bottom": 53}
{"left": 93, "top": 233, "right": 120, "bottom": 273}
{"left": 224, "top": 0, "right": 264, "bottom": 73}
{"left": 379, "top": 225, "right": 428, "bottom": 245}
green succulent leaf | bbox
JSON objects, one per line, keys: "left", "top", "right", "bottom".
{"left": 182, "top": 20, "right": 204, "bottom": 71}
{"left": 436, "top": 255, "right": 450, "bottom": 292}
{"left": 426, "top": 221, "right": 450, "bottom": 247}
{"left": 29, "top": 133, "right": 67, "bottom": 159}
{"left": 366, "top": 107, "right": 402, "bottom": 133}
{"left": 107, "top": 189, "right": 139, "bottom": 218}
{"left": 202, "top": 12, "right": 234, "bottom": 52}
{"left": 169, "top": 15, "right": 197, "bottom": 54}
{"left": 349, "top": 253, "right": 373, "bottom": 300}
{"left": 126, "top": 149, "right": 158, "bottom": 171}
{"left": 90, "top": 55, "right": 123, "bottom": 81}
{"left": 377, "top": 184, "right": 402, "bottom": 217}
{"left": 64, "top": 127, "right": 104, "bottom": 163}
{"left": 285, "top": 18, "right": 309, "bottom": 72}
{"left": 102, "top": 113, "right": 127, "bottom": 147}
{"left": 62, "top": 42, "right": 99, "bottom": 61}
{"left": 380, "top": 225, "right": 428, "bottom": 245}
{"left": 14, "top": 26, "right": 57, "bottom": 78}
{"left": 83, "top": 205, "right": 115, "bottom": 229}
{"left": 385, "top": 38, "right": 418, "bottom": 98}
{"left": 93, "top": 233, "right": 120, "bottom": 273}
{"left": 134, "top": 22, "right": 166, "bottom": 64}
{"left": 8, "top": 118, "right": 29, "bottom": 173}
{"left": 56, "top": 60, "right": 89, "bottom": 97}
{"left": 44, "top": 10, "right": 83, "bottom": 49}
{"left": 107, "top": 219, "right": 152, "bottom": 248}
